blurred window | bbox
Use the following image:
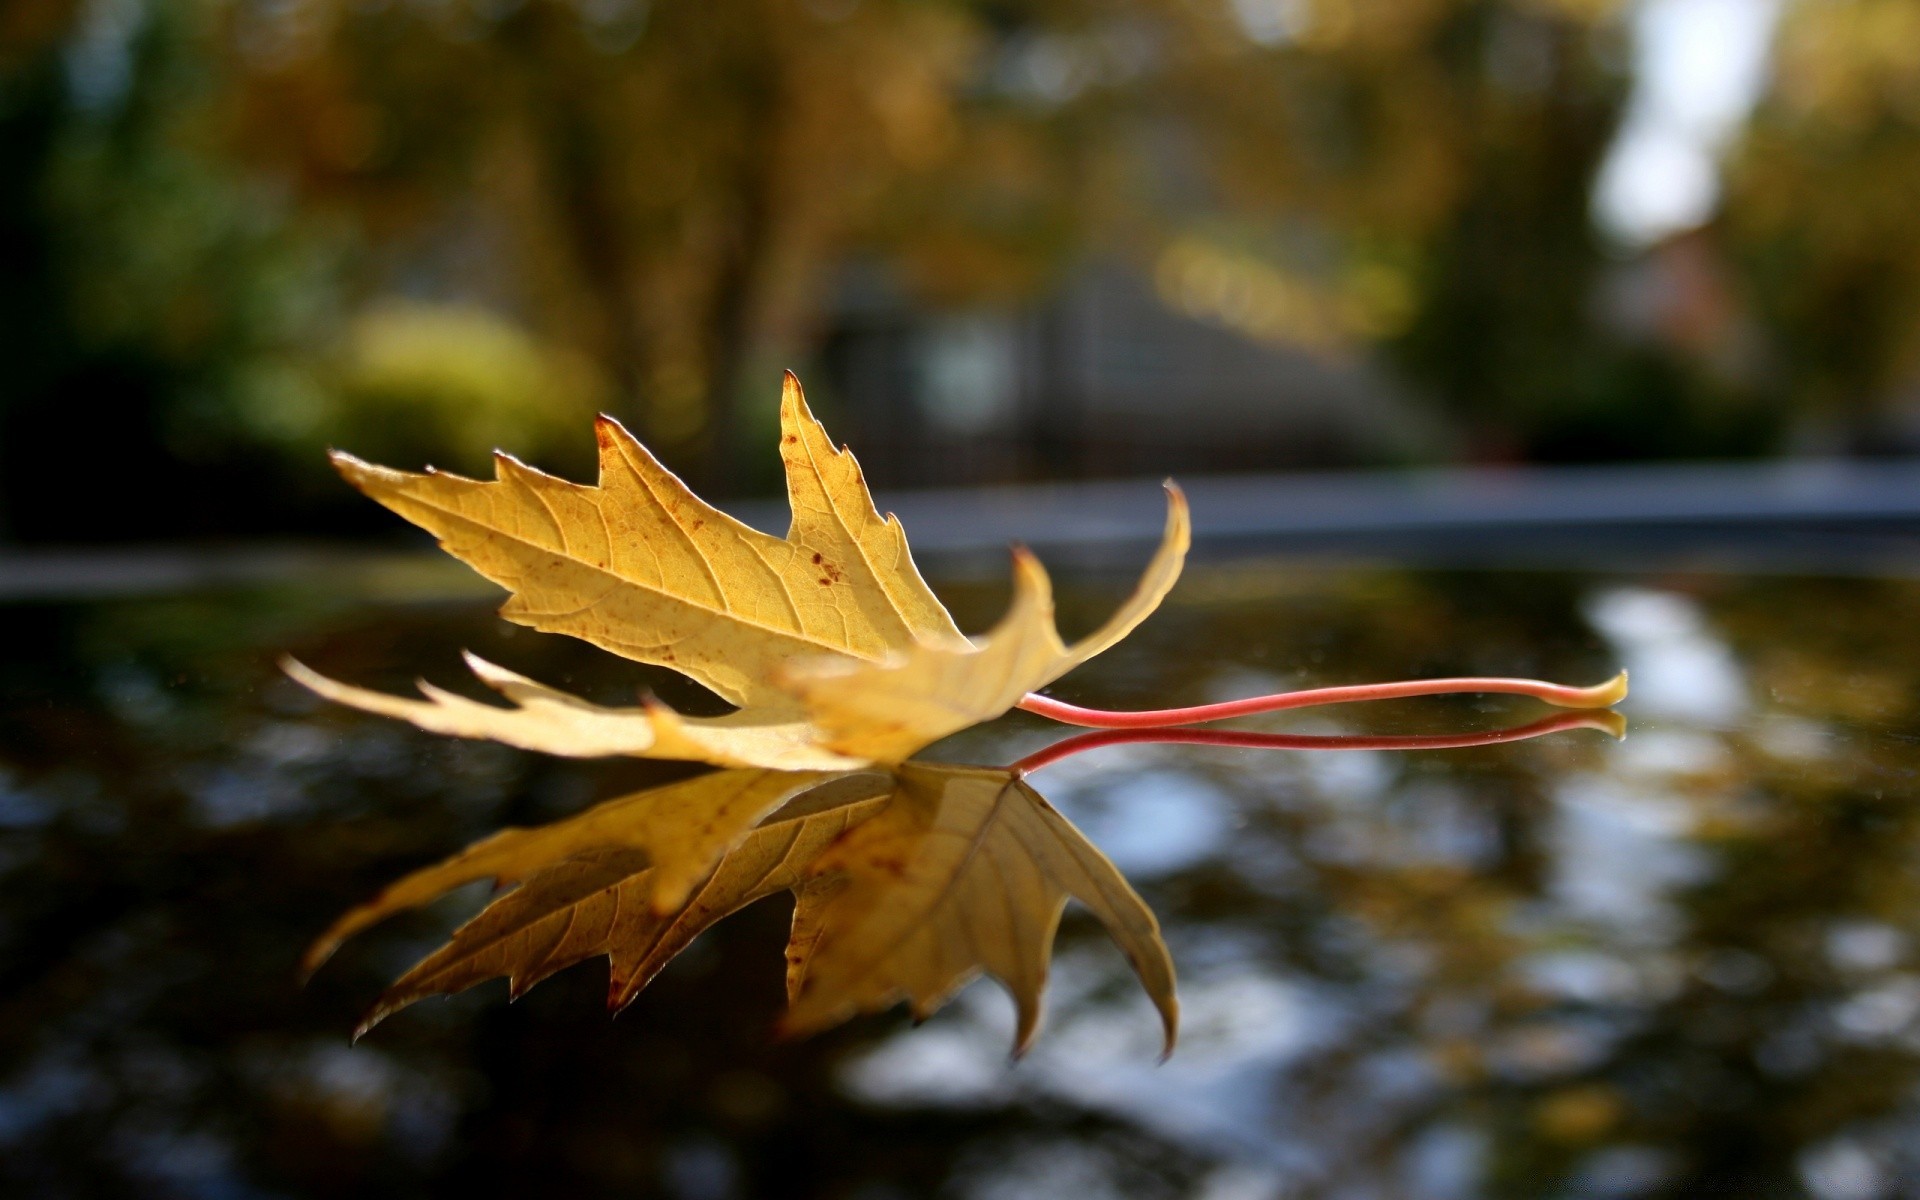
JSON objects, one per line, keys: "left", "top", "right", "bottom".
{"left": 915, "top": 315, "right": 1021, "bottom": 436}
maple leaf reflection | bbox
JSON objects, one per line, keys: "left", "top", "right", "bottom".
{"left": 309, "top": 710, "right": 1620, "bottom": 1054}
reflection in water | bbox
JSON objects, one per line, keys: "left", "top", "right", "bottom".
{"left": 1587, "top": 588, "right": 1747, "bottom": 726}
{"left": 302, "top": 716, "right": 1605, "bottom": 1060}
{"left": 306, "top": 761, "right": 1183, "bottom": 1056}
{"left": 3, "top": 565, "right": 1920, "bottom": 1197}
{"left": 1054, "top": 766, "right": 1232, "bottom": 878}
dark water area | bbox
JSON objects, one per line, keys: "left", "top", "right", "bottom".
{"left": 4, "top": 551, "right": 1920, "bottom": 1199}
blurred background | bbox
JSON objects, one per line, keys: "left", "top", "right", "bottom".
{"left": 16, "top": 5, "right": 1920, "bottom": 1198}
{"left": 8, "top": 0, "right": 1920, "bottom": 541}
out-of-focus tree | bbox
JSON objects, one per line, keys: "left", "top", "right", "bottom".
{"left": 222, "top": 0, "right": 1656, "bottom": 479}
{"left": 956, "top": 0, "right": 1652, "bottom": 466}
{"left": 6, "top": 0, "right": 1826, "bottom": 539}
{"left": 1724, "top": 0, "right": 1920, "bottom": 447}
{"left": 1149, "top": 0, "right": 1640, "bottom": 458}
{"left": 0, "top": 0, "right": 77, "bottom": 69}
{"left": 225, "top": 0, "right": 1015, "bottom": 482}
{"left": 327, "top": 300, "right": 608, "bottom": 469}
{"left": 0, "top": 0, "right": 354, "bottom": 539}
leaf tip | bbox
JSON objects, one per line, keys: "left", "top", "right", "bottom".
{"left": 594, "top": 412, "right": 633, "bottom": 447}
{"left": 1159, "top": 480, "right": 1192, "bottom": 545}
{"left": 1007, "top": 543, "right": 1043, "bottom": 577}
{"left": 606, "top": 964, "right": 652, "bottom": 1015}
{"left": 779, "top": 370, "right": 826, "bottom": 446}
{"left": 491, "top": 450, "right": 554, "bottom": 486}
{"left": 647, "top": 882, "right": 689, "bottom": 916}
{"left": 279, "top": 657, "right": 336, "bottom": 699}
{"left": 326, "top": 449, "right": 384, "bottom": 487}
{"left": 1005, "top": 545, "right": 1055, "bottom": 610}
{"left": 1011, "top": 1011, "right": 1042, "bottom": 1061}
{"left": 296, "top": 941, "right": 335, "bottom": 985}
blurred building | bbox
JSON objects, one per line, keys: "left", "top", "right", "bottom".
{"left": 821, "top": 263, "right": 1440, "bottom": 488}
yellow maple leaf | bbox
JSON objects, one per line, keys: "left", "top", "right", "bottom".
{"left": 289, "top": 372, "right": 1188, "bottom": 769}
{"left": 294, "top": 371, "right": 1193, "bottom": 1051}
{"left": 324, "top": 765, "right": 1169, "bottom": 1053}
{"left": 294, "top": 370, "right": 1619, "bottom": 1053}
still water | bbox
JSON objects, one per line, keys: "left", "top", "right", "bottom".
{"left": 3, "top": 550, "right": 1918, "bottom": 1199}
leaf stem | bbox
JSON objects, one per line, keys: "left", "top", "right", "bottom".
{"left": 1015, "top": 671, "right": 1627, "bottom": 730}
{"left": 1009, "top": 709, "right": 1624, "bottom": 776}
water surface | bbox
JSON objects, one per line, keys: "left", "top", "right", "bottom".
{"left": 4, "top": 553, "right": 1918, "bottom": 1199}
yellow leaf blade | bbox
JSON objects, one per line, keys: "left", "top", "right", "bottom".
{"left": 783, "top": 485, "right": 1191, "bottom": 762}
{"left": 347, "top": 774, "right": 894, "bottom": 1036}
{"left": 1052, "top": 481, "right": 1191, "bottom": 674}
{"left": 303, "top": 768, "right": 850, "bottom": 977}
{"left": 783, "top": 763, "right": 1178, "bottom": 1055}
{"left": 778, "top": 372, "right": 969, "bottom": 653}
{"left": 356, "top": 847, "right": 649, "bottom": 1036}
{"left": 784, "top": 876, "right": 844, "bottom": 1005}
{"left": 283, "top": 654, "right": 866, "bottom": 771}
{"left": 607, "top": 776, "right": 892, "bottom": 1010}
{"left": 330, "top": 396, "right": 962, "bottom": 709}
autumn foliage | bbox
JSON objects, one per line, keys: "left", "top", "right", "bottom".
{"left": 294, "top": 373, "right": 1621, "bottom": 1053}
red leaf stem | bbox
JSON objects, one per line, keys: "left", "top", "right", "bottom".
{"left": 1015, "top": 671, "right": 1627, "bottom": 730}
{"left": 1009, "top": 709, "right": 1623, "bottom": 776}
